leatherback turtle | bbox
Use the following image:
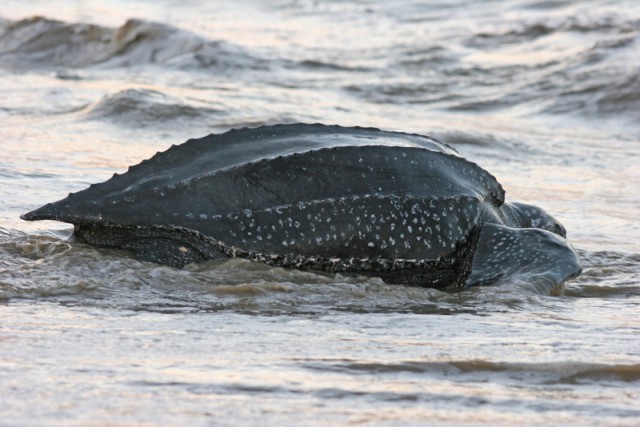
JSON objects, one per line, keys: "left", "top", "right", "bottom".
{"left": 21, "top": 124, "right": 581, "bottom": 288}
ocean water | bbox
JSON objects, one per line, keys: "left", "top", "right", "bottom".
{"left": 1, "top": 1, "right": 639, "bottom": 426}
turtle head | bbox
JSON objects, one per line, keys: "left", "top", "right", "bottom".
{"left": 500, "top": 202, "right": 567, "bottom": 238}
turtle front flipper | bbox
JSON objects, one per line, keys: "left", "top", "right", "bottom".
{"left": 467, "top": 223, "right": 582, "bottom": 288}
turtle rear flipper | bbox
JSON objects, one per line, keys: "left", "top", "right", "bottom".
{"left": 75, "top": 223, "right": 227, "bottom": 268}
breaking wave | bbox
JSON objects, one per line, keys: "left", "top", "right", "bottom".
{"left": 82, "top": 88, "right": 221, "bottom": 125}
{"left": 0, "top": 16, "right": 263, "bottom": 71}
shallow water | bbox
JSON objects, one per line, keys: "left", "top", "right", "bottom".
{"left": 1, "top": 0, "right": 639, "bottom": 425}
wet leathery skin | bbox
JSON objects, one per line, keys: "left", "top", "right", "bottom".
{"left": 22, "top": 123, "right": 581, "bottom": 288}
{"left": 75, "top": 222, "right": 481, "bottom": 289}
{"left": 466, "top": 223, "right": 581, "bottom": 287}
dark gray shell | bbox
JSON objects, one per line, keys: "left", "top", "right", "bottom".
{"left": 23, "top": 124, "right": 580, "bottom": 288}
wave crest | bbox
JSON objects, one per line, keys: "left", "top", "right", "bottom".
{"left": 82, "top": 88, "right": 220, "bottom": 124}
{"left": 317, "top": 359, "right": 640, "bottom": 384}
{"left": 0, "top": 16, "right": 262, "bottom": 70}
